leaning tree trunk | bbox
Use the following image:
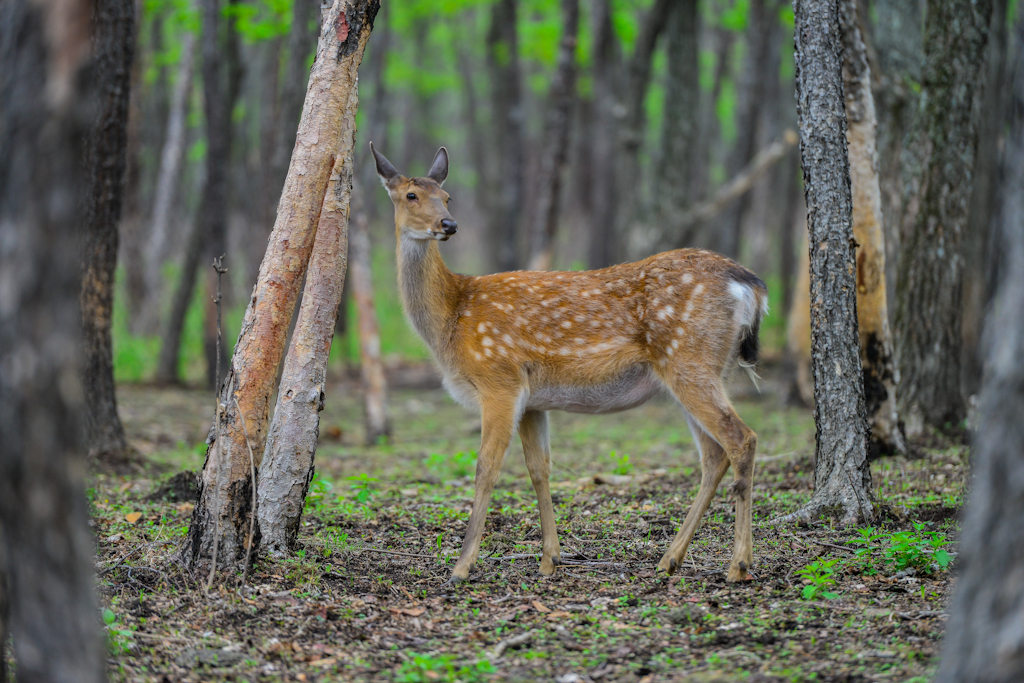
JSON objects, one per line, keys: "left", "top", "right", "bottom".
{"left": 182, "top": 0, "right": 378, "bottom": 573}
{"left": 526, "top": 0, "right": 579, "bottom": 272}
{"left": 780, "top": 0, "right": 872, "bottom": 525}
{"left": 257, "top": 153, "right": 354, "bottom": 554}
{"left": 0, "top": 0, "right": 107, "bottom": 677}
{"left": 893, "top": 0, "right": 992, "bottom": 437}
{"left": 81, "top": 0, "right": 135, "bottom": 463}
{"left": 349, "top": 211, "right": 391, "bottom": 445}
{"left": 839, "top": 0, "right": 907, "bottom": 458}
{"left": 935, "top": 19, "right": 1024, "bottom": 679}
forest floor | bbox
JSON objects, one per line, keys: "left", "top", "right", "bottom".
{"left": 85, "top": 362, "right": 966, "bottom": 683}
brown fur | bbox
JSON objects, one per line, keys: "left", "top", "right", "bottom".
{"left": 373, "top": 145, "right": 768, "bottom": 583}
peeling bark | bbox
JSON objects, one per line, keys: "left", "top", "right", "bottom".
{"left": 183, "top": 0, "right": 377, "bottom": 572}
{"left": 780, "top": 0, "right": 872, "bottom": 526}
{"left": 258, "top": 149, "right": 354, "bottom": 554}
{"left": 349, "top": 211, "right": 391, "bottom": 445}
{"left": 840, "top": 0, "right": 906, "bottom": 458}
{"left": 0, "top": 0, "right": 107, "bottom": 676}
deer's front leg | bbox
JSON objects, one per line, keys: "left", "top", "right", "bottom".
{"left": 450, "top": 396, "right": 517, "bottom": 582}
{"left": 519, "top": 410, "right": 561, "bottom": 576}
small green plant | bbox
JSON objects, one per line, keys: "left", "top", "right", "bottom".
{"left": 425, "top": 451, "right": 476, "bottom": 480}
{"left": 102, "top": 607, "right": 135, "bottom": 654}
{"left": 304, "top": 472, "right": 334, "bottom": 512}
{"left": 347, "top": 473, "right": 379, "bottom": 503}
{"left": 796, "top": 558, "right": 840, "bottom": 600}
{"left": 847, "top": 524, "right": 951, "bottom": 575}
{"left": 394, "top": 653, "right": 495, "bottom": 682}
{"left": 609, "top": 450, "right": 633, "bottom": 476}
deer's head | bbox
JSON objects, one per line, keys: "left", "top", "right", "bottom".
{"left": 371, "top": 143, "right": 457, "bottom": 241}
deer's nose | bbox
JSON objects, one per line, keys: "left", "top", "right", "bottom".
{"left": 441, "top": 219, "right": 458, "bottom": 235}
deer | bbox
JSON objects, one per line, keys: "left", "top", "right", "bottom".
{"left": 371, "top": 143, "right": 768, "bottom": 584}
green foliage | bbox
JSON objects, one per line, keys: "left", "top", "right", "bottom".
{"left": 225, "top": 0, "right": 291, "bottom": 43}
{"left": 103, "top": 607, "right": 136, "bottom": 654}
{"left": 846, "top": 524, "right": 952, "bottom": 576}
{"left": 609, "top": 450, "right": 633, "bottom": 476}
{"left": 426, "top": 451, "right": 477, "bottom": 481}
{"left": 796, "top": 558, "right": 839, "bottom": 601}
{"left": 347, "top": 473, "right": 379, "bottom": 503}
{"left": 304, "top": 472, "right": 335, "bottom": 512}
{"left": 394, "top": 653, "right": 495, "bottom": 683}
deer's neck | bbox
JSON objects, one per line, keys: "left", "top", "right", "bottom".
{"left": 396, "top": 234, "right": 461, "bottom": 352}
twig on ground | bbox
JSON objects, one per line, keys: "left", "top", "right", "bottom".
{"left": 492, "top": 631, "right": 533, "bottom": 658}
{"left": 100, "top": 541, "right": 166, "bottom": 575}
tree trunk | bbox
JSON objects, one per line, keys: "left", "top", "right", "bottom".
{"left": 934, "top": 20, "right": 1024, "bottom": 679}
{"left": 0, "top": 0, "right": 107, "bottom": 677}
{"left": 182, "top": 0, "right": 377, "bottom": 573}
{"left": 486, "top": 0, "right": 524, "bottom": 272}
{"left": 718, "top": 0, "right": 775, "bottom": 260}
{"left": 141, "top": 31, "right": 195, "bottom": 335}
{"left": 81, "top": 0, "right": 135, "bottom": 463}
{"left": 587, "top": 0, "right": 619, "bottom": 269}
{"left": 202, "top": 0, "right": 242, "bottom": 390}
{"left": 613, "top": 0, "right": 673, "bottom": 254}
{"left": 872, "top": 0, "right": 924, "bottom": 308}
{"left": 893, "top": 0, "right": 992, "bottom": 438}
{"left": 780, "top": 0, "right": 872, "bottom": 526}
{"left": 961, "top": 0, "right": 1009, "bottom": 399}
{"left": 526, "top": 0, "right": 579, "bottom": 272}
{"left": 349, "top": 211, "right": 391, "bottom": 445}
{"left": 840, "top": 0, "right": 907, "bottom": 458}
{"left": 656, "top": 0, "right": 701, "bottom": 249}
{"left": 257, "top": 152, "right": 355, "bottom": 554}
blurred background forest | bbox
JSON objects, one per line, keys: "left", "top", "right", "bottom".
{"left": 114, "top": 0, "right": 1011, "bottom": 405}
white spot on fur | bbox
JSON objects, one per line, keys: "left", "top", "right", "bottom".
{"left": 682, "top": 273, "right": 694, "bottom": 285}
{"left": 481, "top": 336, "right": 493, "bottom": 347}
{"left": 560, "top": 320, "right": 572, "bottom": 329}
{"left": 477, "top": 323, "right": 486, "bottom": 333}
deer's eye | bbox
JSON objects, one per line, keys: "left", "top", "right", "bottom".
{"left": 406, "top": 192, "right": 417, "bottom": 200}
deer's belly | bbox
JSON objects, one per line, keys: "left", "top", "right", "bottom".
{"left": 526, "top": 364, "right": 663, "bottom": 414}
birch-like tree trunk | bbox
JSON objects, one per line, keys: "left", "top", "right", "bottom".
{"left": 526, "top": 0, "right": 578, "bottom": 272}
{"left": 839, "top": 0, "right": 907, "bottom": 458}
{"left": 349, "top": 211, "right": 391, "bottom": 445}
{"left": 81, "top": 0, "right": 135, "bottom": 463}
{"left": 781, "top": 0, "right": 872, "bottom": 525}
{"left": 0, "top": 0, "right": 107, "bottom": 676}
{"left": 935, "top": 20, "right": 1024, "bottom": 679}
{"left": 893, "top": 0, "right": 992, "bottom": 437}
{"left": 182, "top": 0, "right": 378, "bottom": 572}
{"left": 257, "top": 152, "right": 354, "bottom": 554}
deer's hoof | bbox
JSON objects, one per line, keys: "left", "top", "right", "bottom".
{"left": 726, "top": 562, "right": 753, "bottom": 582}
{"left": 656, "top": 555, "right": 678, "bottom": 576}
{"left": 539, "top": 555, "right": 561, "bottom": 576}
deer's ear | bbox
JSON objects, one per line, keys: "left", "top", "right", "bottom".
{"left": 427, "top": 147, "right": 449, "bottom": 186}
{"left": 370, "top": 142, "right": 399, "bottom": 187}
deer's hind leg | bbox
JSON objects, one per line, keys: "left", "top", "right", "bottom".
{"left": 658, "top": 373, "right": 758, "bottom": 582}
{"left": 519, "top": 410, "right": 562, "bottom": 575}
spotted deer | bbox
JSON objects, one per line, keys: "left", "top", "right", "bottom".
{"left": 371, "top": 143, "right": 768, "bottom": 584}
